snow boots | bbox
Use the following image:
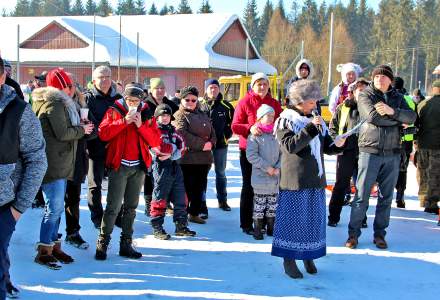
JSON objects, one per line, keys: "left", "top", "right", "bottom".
{"left": 283, "top": 258, "right": 303, "bottom": 279}
{"left": 95, "top": 234, "right": 111, "bottom": 260}
{"left": 52, "top": 240, "right": 74, "bottom": 264}
{"left": 266, "top": 217, "right": 275, "bottom": 236}
{"left": 396, "top": 192, "right": 406, "bottom": 208}
{"left": 34, "top": 243, "right": 61, "bottom": 270}
{"left": 152, "top": 226, "right": 171, "bottom": 240}
{"left": 303, "top": 260, "right": 317, "bottom": 274}
{"left": 175, "top": 221, "right": 196, "bottom": 237}
{"left": 119, "top": 236, "right": 142, "bottom": 259}
{"left": 65, "top": 232, "right": 89, "bottom": 249}
{"left": 253, "top": 219, "right": 264, "bottom": 240}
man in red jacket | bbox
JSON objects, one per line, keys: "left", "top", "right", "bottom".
{"left": 95, "top": 83, "right": 161, "bottom": 260}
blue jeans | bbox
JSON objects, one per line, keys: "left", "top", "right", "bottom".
{"left": 0, "top": 205, "right": 16, "bottom": 300}
{"left": 348, "top": 152, "right": 400, "bottom": 238}
{"left": 40, "top": 179, "right": 67, "bottom": 244}
{"left": 212, "top": 147, "right": 228, "bottom": 202}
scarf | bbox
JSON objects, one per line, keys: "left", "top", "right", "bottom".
{"left": 62, "top": 93, "right": 80, "bottom": 126}
{"left": 257, "top": 123, "right": 274, "bottom": 133}
{"left": 274, "top": 108, "right": 328, "bottom": 177}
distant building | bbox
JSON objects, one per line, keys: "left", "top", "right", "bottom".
{"left": 0, "top": 14, "right": 276, "bottom": 94}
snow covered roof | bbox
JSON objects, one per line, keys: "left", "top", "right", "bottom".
{"left": 0, "top": 14, "right": 277, "bottom": 75}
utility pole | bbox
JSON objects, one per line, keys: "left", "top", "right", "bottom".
{"left": 16, "top": 24, "right": 20, "bottom": 83}
{"left": 395, "top": 45, "right": 399, "bottom": 75}
{"left": 326, "top": 12, "right": 334, "bottom": 96}
{"left": 410, "top": 48, "right": 415, "bottom": 91}
{"left": 136, "top": 32, "right": 139, "bottom": 83}
{"left": 118, "top": 15, "right": 122, "bottom": 82}
{"left": 245, "top": 38, "right": 249, "bottom": 76}
{"left": 92, "top": 14, "right": 96, "bottom": 75}
{"left": 300, "top": 40, "right": 304, "bottom": 59}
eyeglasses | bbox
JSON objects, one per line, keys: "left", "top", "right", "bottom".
{"left": 183, "top": 98, "right": 197, "bottom": 103}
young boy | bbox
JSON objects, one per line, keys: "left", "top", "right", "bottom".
{"left": 246, "top": 104, "right": 281, "bottom": 240}
{"left": 150, "top": 104, "right": 196, "bottom": 239}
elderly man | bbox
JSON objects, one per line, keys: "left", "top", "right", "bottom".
{"left": 0, "top": 57, "right": 47, "bottom": 298}
{"left": 85, "top": 66, "right": 123, "bottom": 229}
{"left": 346, "top": 65, "right": 416, "bottom": 249}
{"left": 416, "top": 80, "right": 440, "bottom": 217}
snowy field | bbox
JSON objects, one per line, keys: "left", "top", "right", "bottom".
{"left": 9, "top": 144, "right": 440, "bottom": 299}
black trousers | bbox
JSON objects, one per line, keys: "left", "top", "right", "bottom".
{"left": 144, "top": 171, "right": 154, "bottom": 201}
{"left": 395, "top": 141, "right": 413, "bottom": 198}
{"left": 65, "top": 180, "right": 82, "bottom": 235}
{"left": 87, "top": 157, "right": 105, "bottom": 227}
{"left": 239, "top": 150, "right": 254, "bottom": 229}
{"left": 181, "top": 164, "right": 211, "bottom": 217}
{"left": 329, "top": 150, "right": 358, "bottom": 223}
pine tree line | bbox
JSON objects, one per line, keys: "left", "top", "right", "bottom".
{"left": 10, "top": 0, "right": 213, "bottom": 17}
{"left": 244, "top": 0, "right": 440, "bottom": 91}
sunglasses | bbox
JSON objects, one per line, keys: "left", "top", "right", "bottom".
{"left": 183, "top": 98, "right": 197, "bottom": 103}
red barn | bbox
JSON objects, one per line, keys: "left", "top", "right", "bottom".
{"left": 0, "top": 14, "right": 276, "bottom": 94}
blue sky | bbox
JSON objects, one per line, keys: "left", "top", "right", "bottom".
{"left": 1, "top": 0, "right": 378, "bottom": 15}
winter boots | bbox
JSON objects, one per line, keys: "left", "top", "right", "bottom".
{"left": 253, "top": 219, "right": 264, "bottom": 240}
{"left": 152, "top": 226, "right": 171, "bottom": 240}
{"left": 175, "top": 221, "right": 196, "bottom": 237}
{"left": 266, "top": 217, "right": 275, "bottom": 236}
{"left": 119, "top": 236, "right": 143, "bottom": 259}
{"left": 52, "top": 240, "right": 74, "bottom": 264}
{"left": 283, "top": 258, "right": 303, "bottom": 279}
{"left": 188, "top": 214, "right": 206, "bottom": 224}
{"left": 303, "top": 260, "right": 318, "bottom": 274}
{"left": 34, "top": 243, "right": 61, "bottom": 270}
{"left": 95, "top": 234, "right": 111, "bottom": 260}
{"left": 218, "top": 201, "right": 231, "bottom": 211}
{"left": 65, "top": 232, "right": 89, "bottom": 249}
{"left": 396, "top": 192, "right": 406, "bottom": 208}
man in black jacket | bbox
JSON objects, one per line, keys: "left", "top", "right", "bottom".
{"left": 346, "top": 65, "right": 416, "bottom": 250}
{"left": 200, "top": 79, "right": 234, "bottom": 211}
{"left": 85, "top": 66, "right": 122, "bottom": 228}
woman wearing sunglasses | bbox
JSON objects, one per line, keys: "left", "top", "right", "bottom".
{"left": 173, "top": 86, "right": 216, "bottom": 224}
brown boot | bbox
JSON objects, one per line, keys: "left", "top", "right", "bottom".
{"left": 34, "top": 243, "right": 61, "bottom": 270}
{"left": 345, "top": 236, "right": 358, "bottom": 249}
{"left": 52, "top": 240, "right": 74, "bottom": 264}
{"left": 188, "top": 214, "right": 206, "bottom": 224}
{"left": 373, "top": 236, "right": 388, "bottom": 249}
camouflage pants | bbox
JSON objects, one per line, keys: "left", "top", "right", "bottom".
{"left": 416, "top": 149, "right": 440, "bottom": 209}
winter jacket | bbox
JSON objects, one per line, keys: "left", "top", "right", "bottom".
{"left": 145, "top": 94, "right": 179, "bottom": 116}
{"left": 173, "top": 105, "right": 216, "bottom": 165}
{"left": 85, "top": 85, "right": 122, "bottom": 158}
{"left": 287, "top": 58, "right": 315, "bottom": 87}
{"left": 246, "top": 132, "right": 281, "bottom": 194}
{"left": 276, "top": 107, "right": 342, "bottom": 190}
{"left": 416, "top": 94, "right": 440, "bottom": 149}
{"left": 329, "top": 98, "right": 360, "bottom": 152}
{"left": 199, "top": 93, "right": 234, "bottom": 149}
{"left": 357, "top": 83, "right": 417, "bottom": 155}
{"left": 152, "top": 123, "right": 186, "bottom": 164}
{"left": 232, "top": 90, "right": 282, "bottom": 150}
{"left": 329, "top": 82, "right": 350, "bottom": 114}
{"left": 5, "top": 76, "right": 24, "bottom": 100}
{"left": 0, "top": 84, "right": 47, "bottom": 213}
{"left": 32, "top": 87, "right": 85, "bottom": 184}
{"left": 99, "top": 99, "right": 161, "bottom": 171}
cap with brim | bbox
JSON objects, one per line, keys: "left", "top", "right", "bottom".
{"left": 34, "top": 71, "right": 48, "bottom": 81}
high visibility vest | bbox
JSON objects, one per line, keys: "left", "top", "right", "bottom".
{"left": 338, "top": 104, "right": 351, "bottom": 135}
{"left": 402, "top": 95, "right": 416, "bottom": 142}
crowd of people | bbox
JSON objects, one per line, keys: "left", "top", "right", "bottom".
{"left": 0, "top": 55, "right": 439, "bottom": 299}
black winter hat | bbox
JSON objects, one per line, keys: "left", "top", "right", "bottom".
{"left": 371, "top": 64, "right": 394, "bottom": 82}
{"left": 204, "top": 78, "right": 220, "bottom": 91}
{"left": 180, "top": 86, "right": 199, "bottom": 99}
{"left": 154, "top": 104, "right": 173, "bottom": 117}
{"left": 393, "top": 77, "right": 405, "bottom": 90}
{"left": 124, "top": 82, "right": 146, "bottom": 99}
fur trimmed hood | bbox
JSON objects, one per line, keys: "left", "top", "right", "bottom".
{"left": 295, "top": 59, "right": 314, "bottom": 79}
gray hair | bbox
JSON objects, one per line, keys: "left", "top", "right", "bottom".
{"left": 92, "top": 65, "right": 111, "bottom": 80}
{"left": 288, "top": 79, "right": 322, "bottom": 106}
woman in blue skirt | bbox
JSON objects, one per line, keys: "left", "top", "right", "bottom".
{"left": 272, "top": 80, "right": 345, "bottom": 279}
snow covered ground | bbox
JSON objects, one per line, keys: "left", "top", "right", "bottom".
{"left": 9, "top": 144, "right": 440, "bottom": 299}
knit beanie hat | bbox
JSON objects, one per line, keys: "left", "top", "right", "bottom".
{"left": 124, "top": 82, "right": 146, "bottom": 99}
{"left": 180, "top": 86, "right": 199, "bottom": 99}
{"left": 256, "top": 104, "right": 275, "bottom": 120}
{"left": 204, "top": 78, "right": 220, "bottom": 91}
{"left": 393, "top": 77, "right": 405, "bottom": 90}
{"left": 46, "top": 68, "right": 72, "bottom": 90}
{"left": 251, "top": 72, "right": 269, "bottom": 88}
{"left": 371, "top": 65, "right": 394, "bottom": 82}
{"left": 154, "top": 104, "right": 172, "bottom": 117}
{"left": 150, "top": 78, "right": 165, "bottom": 90}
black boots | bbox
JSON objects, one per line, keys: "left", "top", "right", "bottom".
{"left": 95, "top": 234, "right": 111, "bottom": 260}
{"left": 175, "top": 222, "right": 196, "bottom": 237}
{"left": 396, "top": 192, "right": 406, "bottom": 208}
{"left": 119, "top": 236, "right": 143, "bottom": 259}
{"left": 218, "top": 201, "right": 231, "bottom": 211}
{"left": 303, "top": 260, "right": 318, "bottom": 274}
{"left": 253, "top": 219, "right": 264, "bottom": 240}
{"left": 266, "top": 217, "right": 275, "bottom": 236}
{"left": 283, "top": 258, "right": 303, "bottom": 279}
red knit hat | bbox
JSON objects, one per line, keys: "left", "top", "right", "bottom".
{"left": 46, "top": 68, "right": 72, "bottom": 90}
